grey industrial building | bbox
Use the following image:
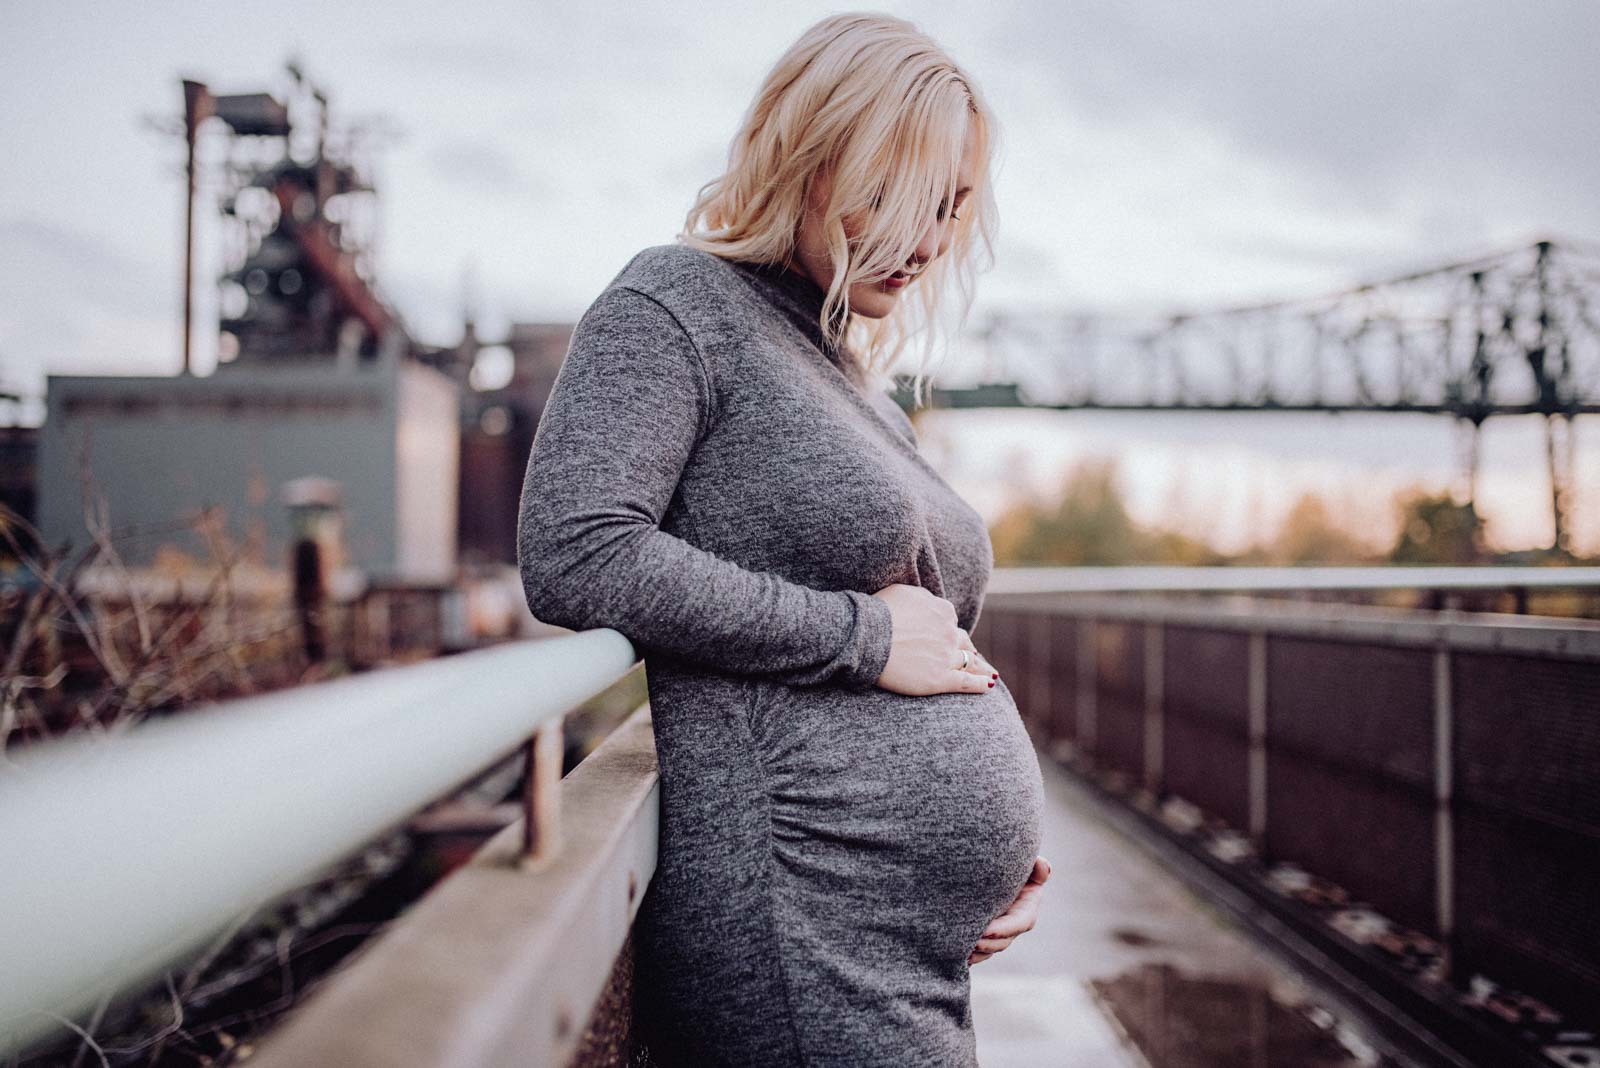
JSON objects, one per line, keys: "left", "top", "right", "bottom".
{"left": 38, "top": 351, "right": 458, "bottom": 583}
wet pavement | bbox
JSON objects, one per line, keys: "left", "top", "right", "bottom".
{"left": 970, "top": 756, "right": 1396, "bottom": 1067}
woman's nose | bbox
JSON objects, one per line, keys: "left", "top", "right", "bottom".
{"left": 913, "top": 219, "right": 940, "bottom": 264}
{"left": 911, "top": 208, "right": 956, "bottom": 267}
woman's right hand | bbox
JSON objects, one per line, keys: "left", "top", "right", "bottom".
{"left": 870, "top": 583, "right": 998, "bottom": 696}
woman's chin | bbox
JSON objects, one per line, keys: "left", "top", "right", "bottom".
{"left": 849, "top": 288, "right": 901, "bottom": 319}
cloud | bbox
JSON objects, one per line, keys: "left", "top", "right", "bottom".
{"left": 980, "top": 0, "right": 1600, "bottom": 247}
{"left": 0, "top": 217, "right": 159, "bottom": 317}
{"left": 383, "top": 34, "right": 538, "bottom": 84}
{"left": 0, "top": 217, "right": 178, "bottom": 395}
{"left": 425, "top": 136, "right": 549, "bottom": 198}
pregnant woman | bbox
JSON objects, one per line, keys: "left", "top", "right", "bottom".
{"left": 517, "top": 13, "right": 1048, "bottom": 1066}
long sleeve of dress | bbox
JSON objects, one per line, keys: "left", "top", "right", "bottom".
{"left": 516, "top": 285, "right": 894, "bottom": 691}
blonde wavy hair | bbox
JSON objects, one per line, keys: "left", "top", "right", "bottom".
{"left": 678, "top": 12, "right": 1000, "bottom": 406}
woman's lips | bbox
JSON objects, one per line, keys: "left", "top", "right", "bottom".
{"left": 884, "top": 272, "right": 911, "bottom": 289}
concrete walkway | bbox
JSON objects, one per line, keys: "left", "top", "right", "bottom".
{"left": 971, "top": 756, "right": 1394, "bottom": 1067}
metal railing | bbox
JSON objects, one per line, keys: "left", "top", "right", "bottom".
{"left": 984, "top": 563, "right": 1600, "bottom": 598}
{"left": 0, "top": 630, "right": 639, "bottom": 1058}
{"left": 7, "top": 565, "right": 1600, "bottom": 1062}
{"left": 249, "top": 703, "right": 661, "bottom": 1068}
{"left": 975, "top": 586, "right": 1600, "bottom": 1029}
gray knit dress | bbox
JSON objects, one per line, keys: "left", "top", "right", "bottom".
{"left": 516, "top": 242, "right": 1045, "bottom": 1066}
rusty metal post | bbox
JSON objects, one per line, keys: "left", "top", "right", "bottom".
{"left": 283, "top": 478, "right": 343, "bottom": 666}
{"left": 520, "top": 721, "right": 565, "bottom": 868}
{"left": 292, "top": 538, "right": 326, "bottom": 663}
{"left": 180, "top": 80, "right": 212, "bottom": 377}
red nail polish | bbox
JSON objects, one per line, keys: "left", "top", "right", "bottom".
{"left": 990, "top": 671, "right": 998, "bottom": 679}
{"left": 987, "top": 679, "right": 995, "bottom": 687}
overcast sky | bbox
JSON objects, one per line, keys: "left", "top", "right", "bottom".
{"left": 2, "top": 0, "right": 1597, "bottom": 551}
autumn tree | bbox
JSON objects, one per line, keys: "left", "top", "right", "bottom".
{"left": 1387, "top": 487, "right": 1490, "bottom": 564}
{"left": 1266, "top": 492, "right": 1379, "bottom": 565}
{"left": 990, "top": 456, "right": 1223, "bottom": 566}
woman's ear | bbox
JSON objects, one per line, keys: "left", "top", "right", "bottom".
{"left": 804, "top": 163, "right": 833, "bottom": 217}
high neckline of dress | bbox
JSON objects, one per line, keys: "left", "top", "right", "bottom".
{"left": 728, "top": 255, "right": 844, "bottom": 361}
{"left": 723, "top": 251, "right": 926, "bottom": 456}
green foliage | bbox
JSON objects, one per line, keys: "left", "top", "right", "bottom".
{"left": 1265, "top": 493, "right": 1378, "bottom": 565}
{"left": 990, "top": 458, "right": 1226, "bottom": 566}
{"left": 987, "top": 458, "right": 1471, "bottom": 567}
{"left": 1386, "top": 488, "right": 1490, "bottom": 565}
{"left": 977, "top": 452, "right": 1600, "bottom": 613}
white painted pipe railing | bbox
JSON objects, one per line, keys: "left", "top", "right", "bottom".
{"left": 0, "top": 630, "right": 638, "bottom": 1057}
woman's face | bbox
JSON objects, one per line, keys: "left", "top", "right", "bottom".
{"left": 794, "top": 121, "right": 979, "bottom": 321}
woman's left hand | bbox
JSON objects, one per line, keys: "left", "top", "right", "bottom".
{"left": 968, "top": 855, "right": 1051, "bottom": 965}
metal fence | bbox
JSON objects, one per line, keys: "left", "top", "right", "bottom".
{"left": 975, "top": 586, "right": 1600, "bottom": 1021}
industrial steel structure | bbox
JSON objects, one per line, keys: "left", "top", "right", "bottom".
{"left": 184, "top": 62, "right": 397, "bottom": 371}
{"left": 934, "top": 239, "right": 1600, "bottom": 556}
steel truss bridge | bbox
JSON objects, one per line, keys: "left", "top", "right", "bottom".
{"left": 916, "top": 238, "right": 1600, "bottom": 555}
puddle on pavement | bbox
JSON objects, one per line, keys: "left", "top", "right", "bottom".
{"left": 1089, "top": 962, "right": 1395, "bottom": 1067}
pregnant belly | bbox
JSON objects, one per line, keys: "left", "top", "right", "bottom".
{"left": 744, "top": 674, "right": 1045, "bottom": 970}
